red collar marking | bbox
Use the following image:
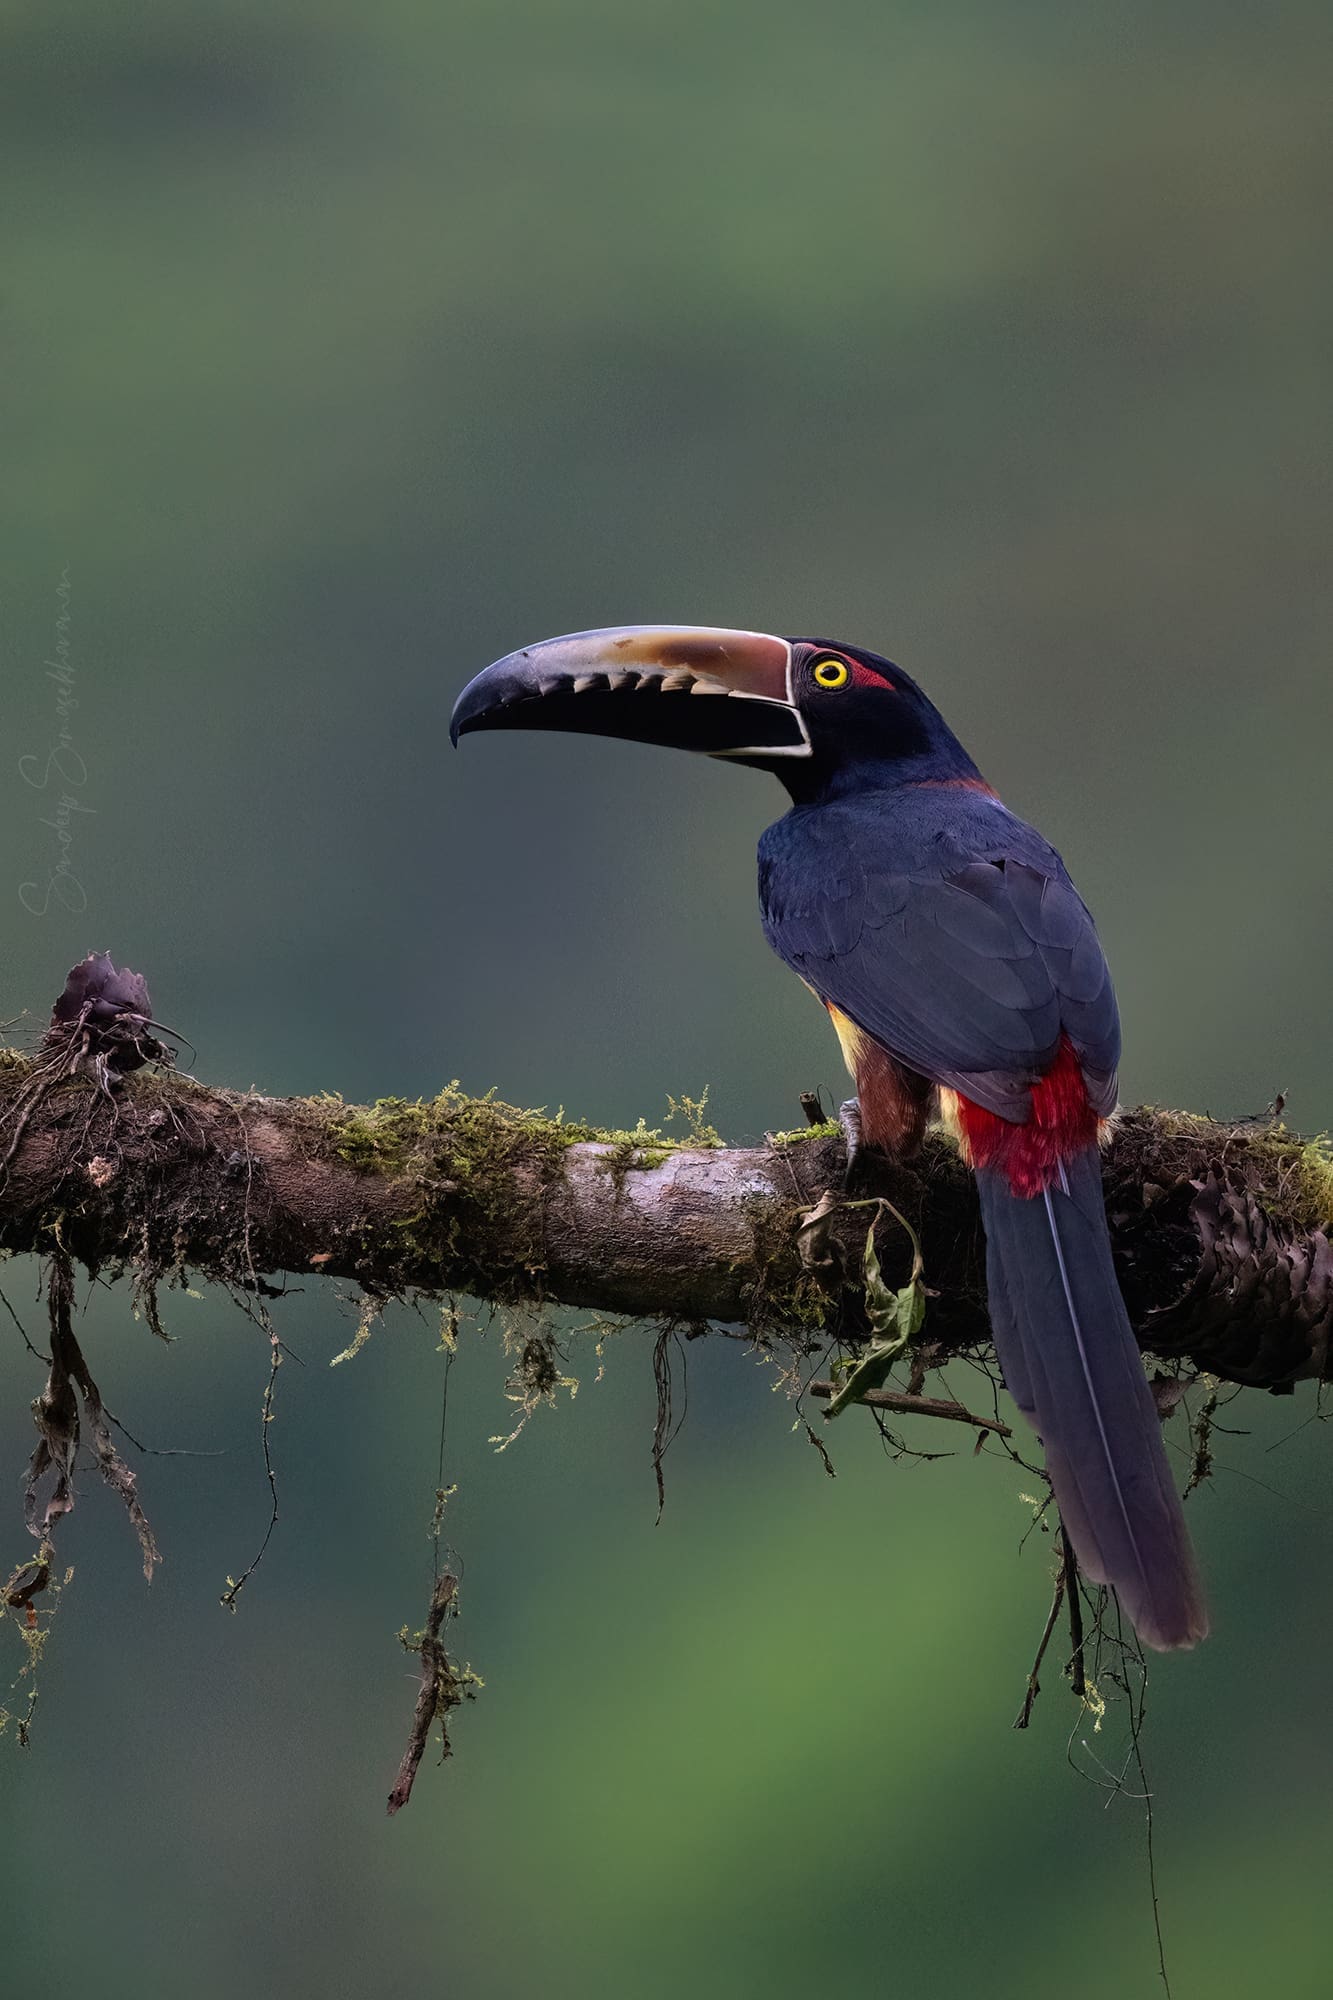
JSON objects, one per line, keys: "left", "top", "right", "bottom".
{"left": 907, "top": 775, "right": 999, "bottom": 797}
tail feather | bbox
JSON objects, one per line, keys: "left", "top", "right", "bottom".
{"left": 977, "top": 1145, "right": 1208, "bottom": 1651}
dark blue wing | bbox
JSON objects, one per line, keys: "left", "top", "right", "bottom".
{"left": 758, "top": 796, "right": 1120, "bottom": 1120}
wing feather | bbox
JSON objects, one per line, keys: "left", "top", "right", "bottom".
{"left": 758, "top": 799, "right": 1120, "bottom": 1119}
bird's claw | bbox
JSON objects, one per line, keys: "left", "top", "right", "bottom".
{"left": 838, "top": 1097, "right": 875, "bottom": 1192}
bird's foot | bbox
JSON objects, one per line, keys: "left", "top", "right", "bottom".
{"left": 838, "top": 1096, "right": 862, "bottom": 1171}
{"left": 838, "top": 1097, "right": 879, "bottom": 1193}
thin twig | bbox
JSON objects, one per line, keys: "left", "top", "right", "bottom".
{"left": 1132, "top": 1692, "right": 1171, "bottom": 1997}
{"left": 806, "top": 1379, "right": 1012, "bottom": 1436}
{"left": 1065, "top": 1529, "right": 1087, "bottom": 1699}
{"left": 219, "top": 1107, "right": 282, "bottom": 1610}
{"left": 651, "top": 1328, "right": 688, "bottom": 1519}
{"left": 1014, "top": 1546, "right": 1068, "bottom": 1729}
{"left": 0, "top": 1281, "right": 47, "bottom": 1361}
{"left": 387, "top": 1570, "right": 460, "bottom": 1817}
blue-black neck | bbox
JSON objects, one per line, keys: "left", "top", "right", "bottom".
{"left": 772, "top": 731, "right": 986, "bottom": 807}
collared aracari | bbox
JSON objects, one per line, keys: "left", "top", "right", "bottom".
{"left": 451, "top": 625, "right": 1207, "bottom": 1651}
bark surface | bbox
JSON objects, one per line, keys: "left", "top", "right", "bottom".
{"left": 1, "top": 1048, "right": 1329, "bottom": 1391}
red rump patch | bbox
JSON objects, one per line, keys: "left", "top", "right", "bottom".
{"left": 956, "top": 1037, "right": 1100, "bottom": 1197}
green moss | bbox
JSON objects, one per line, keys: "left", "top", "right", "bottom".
{"left": 593, "top": 1128, "right": 679, "bottom": 1192}
{"left": 760, "top": 1270, "right": 834, "bottom": 1333}
{"left": 738, "top": 1191, "right": 835, "bottom": 1347}
{"left": 1253, "top": 1127, "right": 1333, "bottom": 1234}
{"left": 664, "top": 1089, "right": 723, "bottom": 1149}
{"left": 326, "top": 1088, "right": 708, "bottom": 1207}
{"left": 328, "top": 1095, "right": 434, "bottom": 1174}
{"left": 769, "top": 1121, "right": 840, "bottom": 1146}
{"left": 558, "top": 1113, "right": 672, "bottom": 1153}
{"left": 314, "top": 1085, "right": 726, "bottom": 1299}
{"left": 1137, "top": 1108, "right": 1333, "bottom": 1236}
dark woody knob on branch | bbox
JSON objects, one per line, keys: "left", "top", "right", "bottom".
{"left": 46, "top": 951, "right": 164, "bottom": 1077}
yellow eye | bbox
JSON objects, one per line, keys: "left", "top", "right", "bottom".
{"left": 812, "top": 656, "right": 850, "bottom": 689}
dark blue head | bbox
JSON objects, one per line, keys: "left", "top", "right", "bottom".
{"left": 774, "top": 636, "right": 983, "bottom": 801}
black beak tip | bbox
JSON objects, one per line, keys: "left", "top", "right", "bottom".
{"left": 449, "top": 674, "right": 497, "bottom": 747}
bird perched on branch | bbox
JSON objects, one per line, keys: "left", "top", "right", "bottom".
{"left": 452, "top": 625, "right": 1207, "bottom": 1651}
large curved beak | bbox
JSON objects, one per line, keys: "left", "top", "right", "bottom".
{"left": 450, "top": 625, "right": 809, "bottom": 760}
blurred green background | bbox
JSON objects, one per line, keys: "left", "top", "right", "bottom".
{"left": 2, "top": 1, "right": 1331, "bottom": 1994}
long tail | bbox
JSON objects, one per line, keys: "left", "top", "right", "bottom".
{"left": 976, "top": 1144, "right": 1208, "bottom": 1650}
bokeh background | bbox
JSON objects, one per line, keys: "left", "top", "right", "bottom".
{"left": 3, "top": 3, "right": 1332, "bottom": 1994}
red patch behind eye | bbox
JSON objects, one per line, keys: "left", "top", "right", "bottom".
{"left": 850, "top": 661, "right": 894, "bottom": 691}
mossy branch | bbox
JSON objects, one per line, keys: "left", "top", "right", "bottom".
{"left": 7, "top": 957, "right": 1329, "bottom": 1797}
{"left": 1, "top": 1045, "right": 1330, "bottom": 1391}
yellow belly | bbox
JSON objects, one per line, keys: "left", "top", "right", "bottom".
{"left": 825, "top": 1001, "right": 871, "bottom": 1081}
